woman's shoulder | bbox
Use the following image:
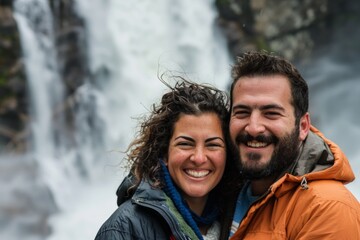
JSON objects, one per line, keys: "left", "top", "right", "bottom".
{"left": 95, "top": 194, "right": 171, "bottom": 240}
{"left": 95, "top": 200, "right": 137, "bottom": 238}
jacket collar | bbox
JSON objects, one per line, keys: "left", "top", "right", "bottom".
{"left": 270, "top": 126, "right": 355, "bottom": 197}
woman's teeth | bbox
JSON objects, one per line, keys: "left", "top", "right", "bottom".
{"left": 185, "top": 169, "right": 210, "bottom": 178}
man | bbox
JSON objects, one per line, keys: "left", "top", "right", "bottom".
{"left": 228, "top": 51, "right": 360, "bottom": 239}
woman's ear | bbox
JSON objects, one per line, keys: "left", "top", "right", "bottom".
{"left": 163, "top": 155, "right": 168, "bottom": 166}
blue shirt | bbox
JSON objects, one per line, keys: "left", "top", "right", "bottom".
{"left": 229, "top": 181, "right": 259, "bottom": 237}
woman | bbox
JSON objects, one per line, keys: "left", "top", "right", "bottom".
{"left": 95, "top": 78, "right": 240, "bottom": 240}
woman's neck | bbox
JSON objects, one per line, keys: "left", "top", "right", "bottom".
{"left": 199, "top": 225, "right": 209, "bottom": 235}
{"left": 184, "top": 195, "right": 208, "bottom": 216}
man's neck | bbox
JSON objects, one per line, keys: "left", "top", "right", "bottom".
{"left": 250, "top": 175, "right": 277, "bottom": 196}
{"left": 250, "top": 150, "right": 303, "bottom": 196}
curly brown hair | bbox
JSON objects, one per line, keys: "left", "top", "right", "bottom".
{"left": 126, "top": 76, "right": 240, "bottom": 192}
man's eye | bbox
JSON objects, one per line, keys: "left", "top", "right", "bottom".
{"left": 266, "top": 111, "right": 281, "bottom": 116}
{"left": 233, "top": 111, "right": 249, "bottom": 117}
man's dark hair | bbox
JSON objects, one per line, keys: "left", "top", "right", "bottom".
{"left": 230, "top": 51, "right": 309, "bottom": 124}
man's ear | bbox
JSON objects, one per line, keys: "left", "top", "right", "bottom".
{"left": 299, "top": 112, "right": 310, "bottom": 141}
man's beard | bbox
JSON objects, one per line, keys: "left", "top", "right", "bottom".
{"left": 231, "top": 127, "right": 301, "bottom": 180}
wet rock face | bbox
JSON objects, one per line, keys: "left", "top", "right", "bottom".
{"left": 214, "top": 0, "right": 360, "bottom": 62}
{"left": 215, "top": 0, "right": 331, "bottom": 60}
{"left": 49, "top": 0, "right": 88, "bottom": 95}
{"left": 0, "top": 3, "right": 28, "bottom": 152}
{"left": 0, "top": 0, "right": 87, "bottom": 153}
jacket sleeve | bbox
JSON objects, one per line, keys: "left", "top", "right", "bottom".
{"left": 95, "top": 228, "right": 135, "bottom": 240}
{"left": 291, "top": 196, "right": 360, "bottom": 240}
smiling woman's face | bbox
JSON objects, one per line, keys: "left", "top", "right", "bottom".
{"left": 166, "top": 112, "right": 226, "bottom": 205}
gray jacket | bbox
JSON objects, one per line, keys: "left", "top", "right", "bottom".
{"left": 94, "top": 179, "right": 198, "bottom": 240}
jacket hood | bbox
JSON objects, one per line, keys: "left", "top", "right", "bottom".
{"left": 272, "top": 126, "right": 355, "bottom": 195}
{"left": 298, "top": 126, "right": 355, "bottom": 182}
{"left": 116, "top": 172, "right": 136, "bottom": 206}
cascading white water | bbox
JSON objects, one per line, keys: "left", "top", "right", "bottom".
{"left": 13, "top": 0, "right": 68, "bottom": 207}
{"left": 72, "top": 0, "right": 231, "bottom": 153}
{"left": 13, "top": 0, "right": 101, "bottom": 218}
{"left": 13, "top": 0, "right": 59, "bottom": 161}
{"left": 303, "top": 58, "right": 360, "bottom": 198}
{"left": 12, "top": 0, "right": 232, "bottom": 239}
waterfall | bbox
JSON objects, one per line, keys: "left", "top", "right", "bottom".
{"left": 13, "top": 0, "right": 101, "bottom": 214}
{"left": 11, "top": 0, "right": 232, "bottom": 239}
{"left": 72, "top": 0, "right": 231, "bottom": 153}
{"left": 13, "top": 0, "right": 68, "bottom": 207}
{"left": 302, "top": 57, "right": 360, "bottom": 198}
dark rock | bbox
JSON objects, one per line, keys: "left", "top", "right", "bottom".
{"left": 0, "top": 0, "right": 88, "bottom": 152}
{"left": 215, "top": 0, "right": 336, "bottom": 60}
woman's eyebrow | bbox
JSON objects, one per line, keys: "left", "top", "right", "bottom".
{"left": 206, "top": 137, "right": 225, "bottom": 143}
{"left": 174, "top": 136, "right": 194, "bottom": 142}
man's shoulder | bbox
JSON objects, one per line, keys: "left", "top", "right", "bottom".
{"left": 283, "top": 181, "right": 360, "bottom": 239}
{"left": 302, "top": 179, "right": 359, "bottom": 209}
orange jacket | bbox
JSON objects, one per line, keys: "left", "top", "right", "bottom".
{"left": 230, "top": 126, "right": 360, "bottom": 240}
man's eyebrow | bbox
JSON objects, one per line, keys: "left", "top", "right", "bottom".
{"left": 232, "top": 104, "right": 250, "bottom": 111}
{"left": 232, "top": 104, "right": 285, "bottom": 111}
{"left": 259, "top": 104, "right": 285, "bottom": 111}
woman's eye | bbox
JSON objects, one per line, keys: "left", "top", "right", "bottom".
{"left": 177, "top": 142, "right": 192, "bottom": 147}
{"left": 207, "top": 143, "right": 223, "bottom": 149}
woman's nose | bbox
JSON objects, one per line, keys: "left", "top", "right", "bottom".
{"left": 190, "top": 147, "right": 207, "bottom": 165}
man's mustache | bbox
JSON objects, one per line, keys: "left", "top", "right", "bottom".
{"left": 235, "top": 132, "right": 278, "bottom": 145}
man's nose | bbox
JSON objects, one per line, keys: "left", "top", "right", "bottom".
{"left": 245, "top": 113, "right": 265, "bottom": 136}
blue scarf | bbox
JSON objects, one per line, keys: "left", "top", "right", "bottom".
{"left": 160, "top": 161, "right": 219, "bottom": 240}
